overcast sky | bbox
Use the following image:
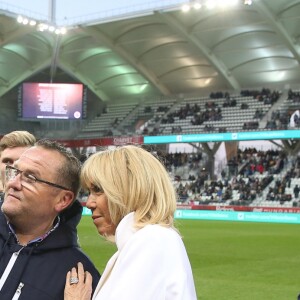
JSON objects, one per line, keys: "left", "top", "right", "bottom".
{"left": 0, "top": 0, "right": 184, "bottom": 25}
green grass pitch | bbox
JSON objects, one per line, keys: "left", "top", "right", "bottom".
{"left": 78, "top": 216, "right": 300, "bottom": 300}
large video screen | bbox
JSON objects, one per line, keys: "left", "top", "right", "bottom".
{"left": 18, "top": 83, "right": 87, "bottom": 120}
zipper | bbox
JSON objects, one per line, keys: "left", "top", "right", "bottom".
{"left": 0, "top": 247, "right": 24, "bottom": 291}
{"left": 12, "top": 282, "right": 24, "bottom": 300}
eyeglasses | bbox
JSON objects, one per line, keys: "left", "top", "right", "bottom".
{"left": 5, "top": 165, "right": 70, "bottom": 191}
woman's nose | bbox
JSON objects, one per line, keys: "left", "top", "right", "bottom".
{"left": 86, "top": 195, "right": 96, "bottom": 209}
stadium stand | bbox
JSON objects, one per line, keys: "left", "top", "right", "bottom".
{"left": 132, "top": 89, "right": 280, "bottom": 135}
{"left": 78, "top": 101, "right": 139, "bottom": 138}
{"left": 153, "top": 146, "right": 300, "bottom": 210}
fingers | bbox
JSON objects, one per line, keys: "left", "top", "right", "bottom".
{"left": 64, "top": 263, "right": 93, "bottom": 300}
{"left": 77, "top": 262, "right": 93, "bottom": 285}
{"left": 71, "top": 266, "right": 78, "bottom": 283}
{"left": 77, "top": 262, "right": 84, "bottom": 282}
{"left": 84, "top": 271, "right": 93, "bottom": 286}
{"left": 65, "top": 271, "right": 71, "bottom": 287}
{"left": 68, "top": 262, "right": 92, "bottom": 284}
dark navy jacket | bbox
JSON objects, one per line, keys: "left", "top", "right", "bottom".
{"left": 0, "top": 200, "right": 100, "bottom": 300}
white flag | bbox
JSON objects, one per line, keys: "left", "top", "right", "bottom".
{"left": 290, "top": 110, "right": 300, "bottom": 128}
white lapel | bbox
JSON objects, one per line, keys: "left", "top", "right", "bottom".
{"left": 92, "top": 213, "right": 137, "bottom": 299}
{"left": 92, "top": 251, "right": 119, "bottom": 298}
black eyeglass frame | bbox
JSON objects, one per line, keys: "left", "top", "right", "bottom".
{"left": 5, "top": 165, "right": 70, "bottom": 191}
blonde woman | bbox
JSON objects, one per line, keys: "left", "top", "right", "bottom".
{"left": 65, "top": 145, "right": 197, "bottom": 300}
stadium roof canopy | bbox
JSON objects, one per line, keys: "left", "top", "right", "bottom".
{"left": 0, "top": 0, "right": 300, "bottom": 103}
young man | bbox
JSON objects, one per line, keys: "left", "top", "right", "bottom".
{"left": 0, "top": 139, "right": 100, "bottom": 299}
{"left": 0, "top": 131, "right": 36, "bottom": 201}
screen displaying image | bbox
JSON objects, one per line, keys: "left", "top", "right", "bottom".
{"left": 20, "top": 83, "right": 85, "bottom": 119}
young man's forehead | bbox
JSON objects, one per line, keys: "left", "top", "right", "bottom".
{"left": 0, "top": 146, "right": 31, "bottom": 161}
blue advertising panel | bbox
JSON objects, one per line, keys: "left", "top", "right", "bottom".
{"left": 83, "top": 207, "right": 300, "bottom": 224}
{"left": 82, "top": 207, "right": 92, "bottom": 215}
{"left": 144, "top": 130, "right": 300, "bottom": 144}
{"left": 174, "top": 209, "right": 300, "bottom": 224}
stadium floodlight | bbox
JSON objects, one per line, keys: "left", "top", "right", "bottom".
{"left": 181, "top": 4, "right": 191, "bottom": 12}
{"left": 193, "top": 2, "right": 202, "bottom": 9}
{"left": 16, "top": 15, "right": 68, "bottom": 35}
{"left": 22, "top": 18, "right": 29, "bottom": 25}
{"left": 17, "top": 16, "right": 23, "bottom": 23}
{"left": 179, "top": 0, "right": 254, "bottom": 13}
{"left": 60, "top": 28, "right": 67, "bottom": 34}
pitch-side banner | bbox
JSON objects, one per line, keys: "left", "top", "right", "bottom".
{"left": 175, "top": 209, "right": 300, "bottom": 224}
{"left": 58, "top": 136, "right": 143, "bottom": 147}
{"left": 144, "top": 130, "right": 300, "bottom": 144}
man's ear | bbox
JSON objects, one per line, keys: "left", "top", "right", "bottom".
{"left": 55, "top": 191, "right": 74, "bottom": 212}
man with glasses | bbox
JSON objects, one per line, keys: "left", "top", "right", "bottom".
{"left": 0, "top": 139, "right": 100, "bottom": 299}
{"left": 0, "top": 131, "right": 36, "bottom": 202}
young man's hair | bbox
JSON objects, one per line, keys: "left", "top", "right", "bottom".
{"left": 0, "top": 131, "right": 36, "bottom": 154}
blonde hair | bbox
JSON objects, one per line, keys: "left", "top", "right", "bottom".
{"left": 81, "top": 145, "right": 177, "bottom": 230}
{"left": 0, "top": 131, "right": 36, "bottom": 154}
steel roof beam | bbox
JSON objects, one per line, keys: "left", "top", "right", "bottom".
{"left": 80, "top": 26, "right": 171, "bottom": 96}
{"left": 156, "top": 11, "right": 240, "bottom": 91}
{"left": 254, "top": 1, "right": 300, "bottom": 64}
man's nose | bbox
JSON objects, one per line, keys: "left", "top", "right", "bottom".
{"left": 5, "top": 173, "right": 22, "bottom": 190}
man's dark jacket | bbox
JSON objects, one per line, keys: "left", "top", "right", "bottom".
{"left": 0, "top": 200, "right": 100, "bottom": 299}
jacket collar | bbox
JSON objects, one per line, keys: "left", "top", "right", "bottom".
{"left": 8, "top": 216, "right": 60, "bottom": 246}
{"left": 115, "top": 212, "right": 137, "bottom": 251}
